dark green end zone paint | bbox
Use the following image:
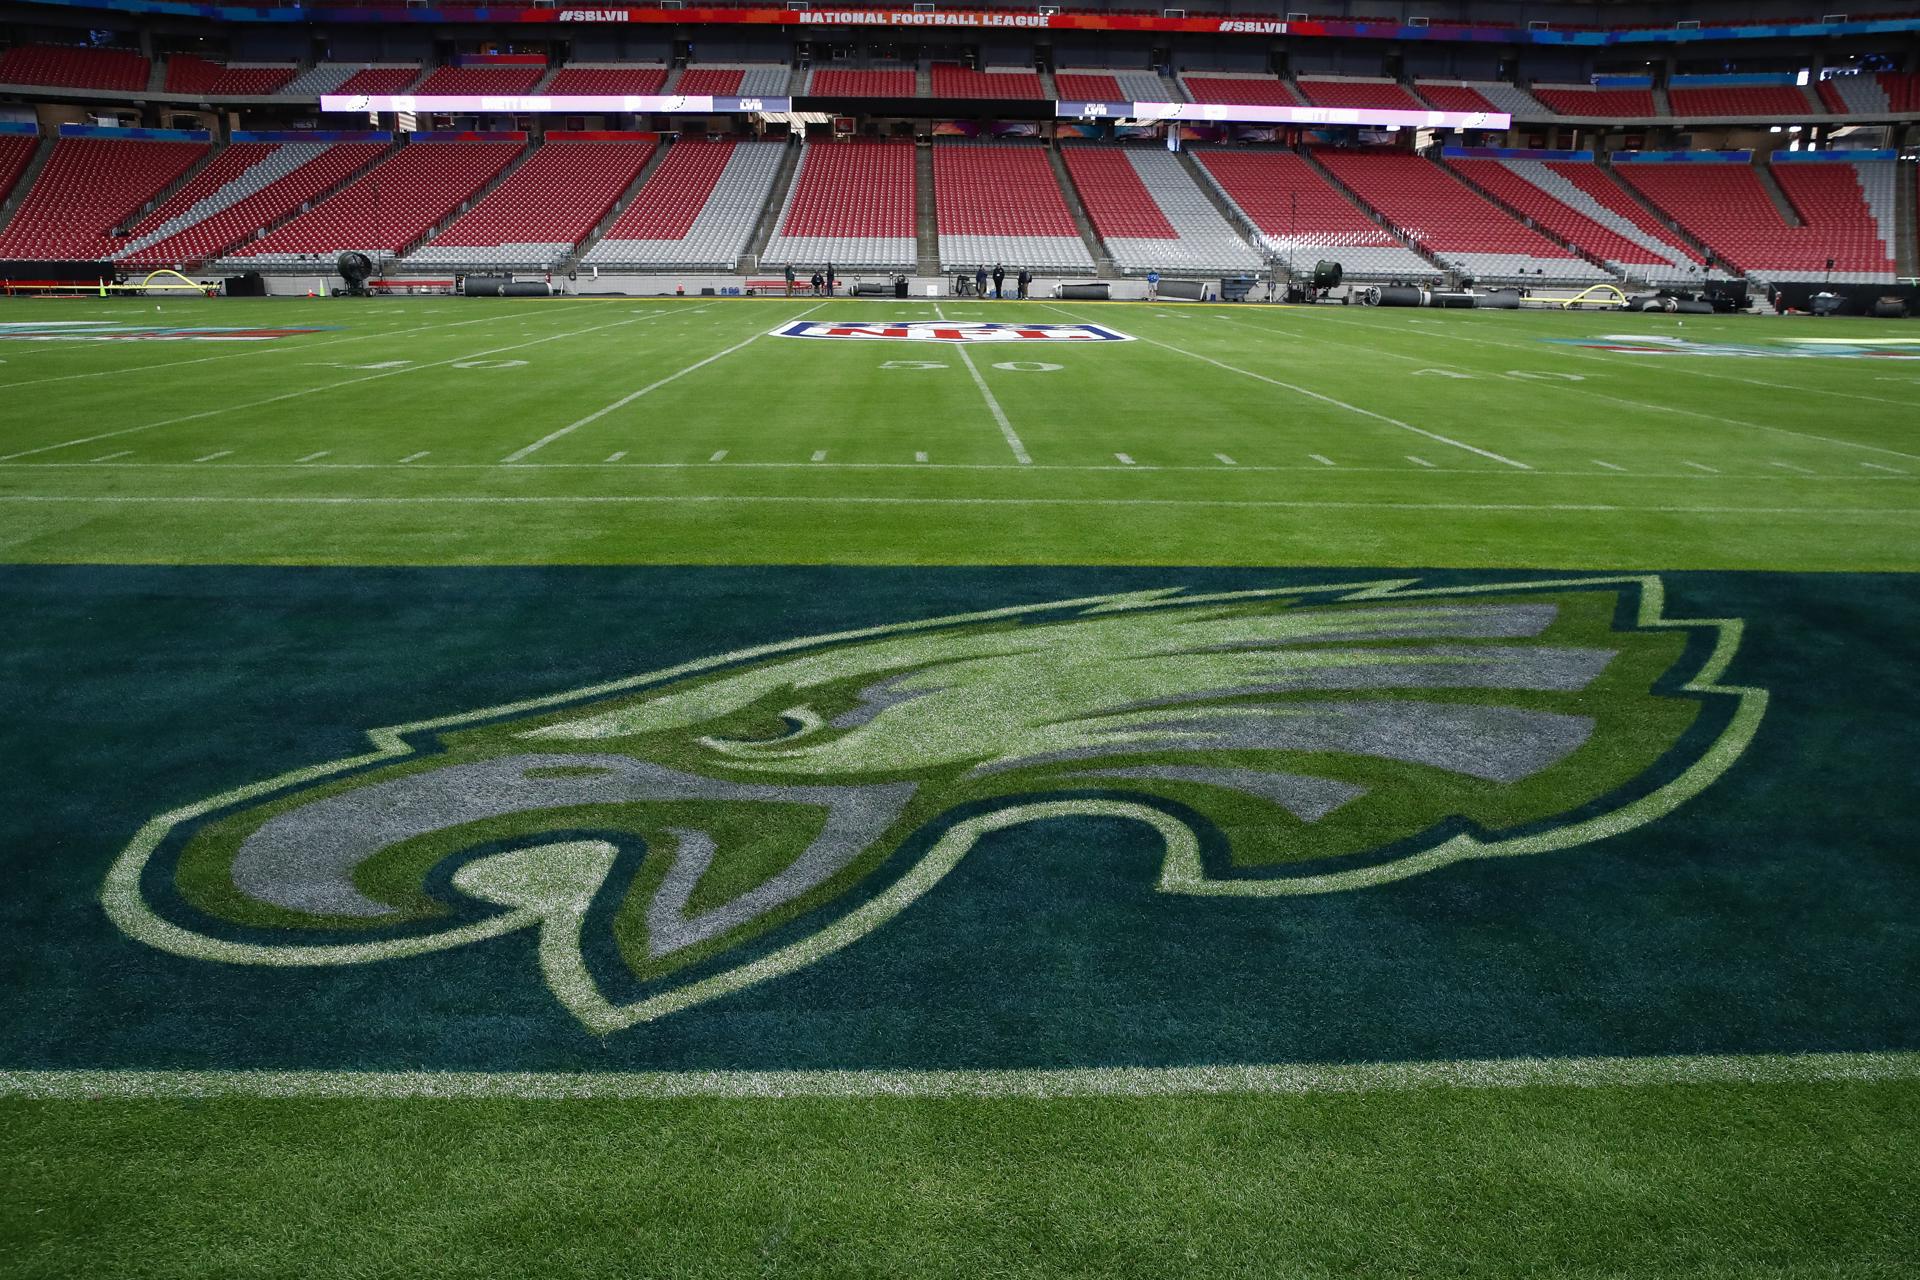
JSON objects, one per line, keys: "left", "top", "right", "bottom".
{"left": 1, "top": 564, "right": 1914, "bottom": 1072}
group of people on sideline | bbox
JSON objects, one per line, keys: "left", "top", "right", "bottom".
{"left": 960, "top": 264, "right": 1033, "bottom": 298}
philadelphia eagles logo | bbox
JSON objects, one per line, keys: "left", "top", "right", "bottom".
{"left": 103, "top": 576, "right": 1765, "bottom": 1033}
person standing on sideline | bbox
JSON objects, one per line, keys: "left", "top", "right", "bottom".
{"left": 992, "top": 263, "right": 1006, "bottom": 299}
{"left": 784, "top": 263, "right": 795, "bottom": 297}
{"left": 1146, "top": 269, "right": 1160, "bottom": 301}
{"left": 976, "top": 264, "right": 988, "bottom": 296}
{"left": 825, "top": 262, "right": 835, "bottom": 296}
{"left": 810, "top": 270, "right": 823, "bottom": 296}
{"left": 1016, "top": 267, "right": 1031, "bottom": 300}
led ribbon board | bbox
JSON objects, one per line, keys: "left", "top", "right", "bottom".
{"left": 321, "top": 93, "right": 791, "bottom": 113}
{"left": 1058, "top": 100, "right": 1512, "bottom": 130}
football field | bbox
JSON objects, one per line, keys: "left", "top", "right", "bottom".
{"left": 2, "top": 295, "right": 1918, "bottom": 1277}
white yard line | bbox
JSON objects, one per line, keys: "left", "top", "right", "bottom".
{"left": 2, "top": 494, "right": 1906, "bottom": 518}
{"left": 1060, "top": 308, "right": 1530, "bottom": 470}
{"left": 935, "top": 302, "right": 1032, "bottom": 464}
{"left": 499, "top": 303, "right": 816, "bottom": 463}
{"left": 0, "top": 307, "right": 705, "bottom": 463}
{"left": 5, "top": 1049, "right": 1918, "bottom": 1099}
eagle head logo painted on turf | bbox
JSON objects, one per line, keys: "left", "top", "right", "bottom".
{"left": 104, "top": 577, "right": 1764, "bottom": 1033}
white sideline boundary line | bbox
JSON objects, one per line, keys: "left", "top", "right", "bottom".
{"left": 935, "top": 303, "right": 1032, "bottom": 465}
{"left": 500, "top": 303, "right": 820, "bottom": 463}
{"left": 0, "top": 494, "right": 1907, "bottom": 518}
{"left": 0, "top": 306, "right": 708, "bottom": 463}
{"left": 4, "top": 1050, "right": 1917, "bottom": 1099}
{"left": 1053, "top": 307, "right": 1530, "bottom": 471}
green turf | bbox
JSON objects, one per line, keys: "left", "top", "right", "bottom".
{"left": 0, "top": 297, "right": 1913, "bottom": 569}
{"left": 3, "top": 297, "right": 1917, "bottom": 1276}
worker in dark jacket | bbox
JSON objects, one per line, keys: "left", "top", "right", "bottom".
{"left": 992, "top": 263, "right": 1006, "bottom": 299}
{"left": 784, "top": 263, "right": 795, "bottom": 297}
{"left": 1016, "top": 268, "right": 1032, "bottom": 300}
{"left": 975, "top": 265, "right": 988, "bottom": 296}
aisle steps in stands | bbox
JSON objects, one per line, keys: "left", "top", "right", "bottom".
{"left": 0, "top": 136, "right": 52, "bottom": 235}
{"left": 400, "top": 139, "right": 542, "bottom": 259}
{"left": 747, "top": 140, "right": 802, "bottom": 264}
{"left": 1045, "top": 144, "right": 1115, "bottom": 276}
{"left": 1755, "top": 162, "right": 1805, "bottom": 227}
{"left": 221, "top": 140, "right": 396, "bottom": 255}
{"left": 1895, "top": 163, "right": 1918, "bottom": 278}
{"left": 1172, "top": 149, "right": 1263, "bottom": 255}
{"left": 915, "top": 141, "right": 939, "bottom": 276}
{"left": 115, "top": 142, "right": 226, "bottom": 234}
{"left": 569, "top": 137, "right": 674, "bottom": 272}
{"left": 1440, "top": 155, "right": 1622, "bottom": 280}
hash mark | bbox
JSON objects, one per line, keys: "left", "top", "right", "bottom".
{"left": 1115, "top": 453, "right": 1135, "bottom": 465}
{"left": 915, "top": 451, "right": 929, "bottom": 463}
{"left": 1309, "top": 454, "right": 1336, "bottom": 467}
{"left": 296, "top": 451, "right": 329, "bottom": 463}
{"left": 91, "top": 450, "right": 132, "bottom": 462}
{"left": 1861, "top": 462, "right": 1904, "bottom": 473}
{"left": 811, "top": 450, "right": 828, "bottom": 462}
{"left": 1214, "top": 453, "right": 1237, "bottom": 466}
{"left": 1682, "top": 461, "right": 1719, "bottom": 473}
{"left": 1593, "top": 460, "right": 1625, "bottom": 471}
{"left": 193, "top": 450, "right": 232, "bottom": 463}
{"left": 1407, "top": 456, "right": 1435, "bottom": 468}
{"left": 606, "top": 451, "right": 627, "bottom": 463}
{"left": 709, "top": 450, "right": 728, "bottom": 462}
{"left": 399, "top": 451, "right": 429, "bottom": 463}
{"left": 1769, "top": 461, "right": 1815, "bottom": 474}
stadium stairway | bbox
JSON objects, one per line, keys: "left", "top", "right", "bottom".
{"left": 397, "top": 139, "right": 541, "bottom": 260}
{"left": 1294, "top": 147, "right": 1448, "bottom": 277}
{"left": 1755, "top": 163, "right": 1805, "bottom": 227}
{"left": 1061, "top": 144, "right": 1262, "bottom": 276}
{"left": 117, "top": 142, "right": 225, "bottom": 235}
{"left": 916, "top": 64, "right": 932, "bottom": 98}
{"left": 1044, "top": 144, "right": 1115, "bottom": 276}
{"left": 915, "top": 142, "right": 939, "bottom": 277}
{"left": 1595, "top": 154, "right": 1721, "bottom": 265}
{"left": 1651, "top": 82, "right": 1672, "bottom": 119}
{"left": 1439, "top": 154, "right": 1623, "bottom": 282}
{"left": 934, "top": 140, "right": 1095, "bottom": 274}
{"left": 213, "top": 140, "right": 395, "bottom": 261}
{"left": 1896, "top": 168, "right": 1918, "bottom": 278}
{"left": 1193, "top": 148, "right": 1437, "bottom": 281}
{"left": 0, "top": 136, "right": 52, "bottom": 235}
{"left": 566, "top": 138, "right": 673, "bottom": 273}
{"left": 746, "top": 139, "right": 803, "bottom": 267}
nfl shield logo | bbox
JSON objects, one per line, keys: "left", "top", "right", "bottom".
{"left": 773, "top": 321, "right": 1134, "bottom": 343}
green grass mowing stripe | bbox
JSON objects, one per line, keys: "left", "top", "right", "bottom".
{"left": 1043, "top": 304, "right": 1532, "bottom": 470}
{"left": 498, "top": 301, "right": 825, "bottom": 463}
{"left": 0, "top": 304, "right": 708, "bottom": 463}
{"left": 6, "top": 1080, "right": 1916, "bottom": 1278}
{"left": 1, "top": 494, "right": 1905, "bottom": 517}
{"left": 0, "top": 299, "right": 604, "bottom": 391}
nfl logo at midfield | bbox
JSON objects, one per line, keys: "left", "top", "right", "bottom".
{"left": 774, "top": 320, "right": 1134, "bottom": 343}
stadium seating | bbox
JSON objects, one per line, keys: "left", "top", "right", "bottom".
{"left": 677, "top": 65, "right": 791, "bottom": 97}
{"left": 584, "top": 138, "right": 784, "bottom": 270}
{"left": 122, "top": 141, "right": 389, "bottom": 267}
{"left": 0, "top": 44, "right": 149, "bottom": 91}
{"left": 1061, "top": 144, "right": 1260, "bottom": 274}
{"left": 1295, "top": 77, "right": 1426, "bottom": 111}
{"left": 546, "top": 64, "right": 668, "bottom": 95}
{"left": 0, "top": 136, "right": 207, "bottom": 261}
{"left": 163, "top": 56, "right": 297, "bottom": 95}
{"left": 1529, "top": 84, "right": 1658, "bottom": 117}
{"left": 808, "top": 67, "right": 915, "bottom": 97}
{"left": 1177, "top": 72, "right": 1301, "bottom": 106}
{"left": 1614, "top": 159, "right": 1895, "bottom": 282}
{"left": 1056, "top": 68, "right": 1181, "bottom": 103}
{"left": 930, "top": 66, "right": 1046, "bottom": 100}
{"left": 761, "top": 139, "right": 916, "bottom": 270}
{"left": 406, "top": 140, "right": 654, "bottom": 268}
{"left": 1447, "top": 156, "right": 1699, "bottom": 281}
{"left": 1666, "top": 82, "right": 1814, "bottom": 118}
{"left": 1878, "top": 71, "right": 1920, "bottom": 113}
{"left": 225, "top": 139, "right": 519, "bottom": 265}
{"left": 1193, "top": 148, "right": 1434, "bottom": 279}
{"left": 413, "top": 64, "right": 545, "bottom": 96}
{"left": 0, "top": 133, "right": 38, "bottom": 207}
{"left": 934, "top": 141, "right": 1094, "bottom": 273}
{"left": 1314, "top": 149, "right": 1610, "bottom": 282}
